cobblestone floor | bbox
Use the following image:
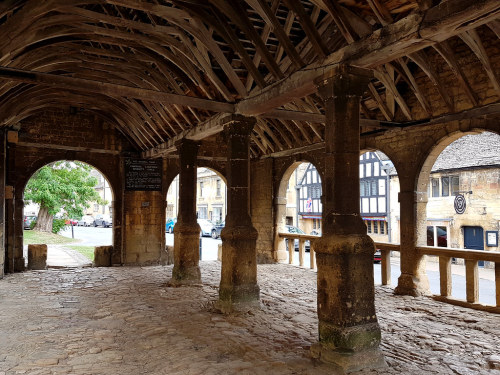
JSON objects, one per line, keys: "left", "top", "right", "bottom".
{"left": 0, "top": 262, "right": 499, "bottom": 375}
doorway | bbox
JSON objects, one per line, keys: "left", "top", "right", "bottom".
{"left": 463, "top": 226, "right": 484, "bottom": 267}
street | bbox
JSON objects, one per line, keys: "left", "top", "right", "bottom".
{"left": 61, "top": 227, "right": 496, "bottom": 306}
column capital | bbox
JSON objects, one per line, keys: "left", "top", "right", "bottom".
{"left": 314, "top": 65, "right": 373, "bottom": 100}
{"left": 174, "top": 139, "right": 200, "bottom": 155}
{"left": 222, "top": 115, "right": 256, "bottom": 138}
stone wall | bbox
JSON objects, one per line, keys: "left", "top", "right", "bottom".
{"left": 123, "top": 190, "right": 165, "bottom": 265}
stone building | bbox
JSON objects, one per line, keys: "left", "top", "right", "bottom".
{"left": 1, "top": 1, "right": 500, "bottom": 373}
{"left": 196, "top": 168, "right": 227, "bottom": 223}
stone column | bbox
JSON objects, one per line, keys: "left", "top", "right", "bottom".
{"left": 0, "top": 130, "right": 5, "bottom": 278}
{"left": 14, "top": 196, "right": 25, "bottom": 272}
{"left": 170, "top": 140, "right": 201, "bottom": 285}
{"left": 218, "top": 115, "right": 260, "bottom": 313}
{"left": 273, "top": 196, "right": 288, "bottom": 262}
{"left": 395, "top": 190, "right": 430, "bottom": 296}
{"left": 311, "top": 66, "right": 386, "bottom": 372}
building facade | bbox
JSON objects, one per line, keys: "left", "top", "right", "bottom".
{"left": 293, "top": 152, "right": 392, "bottom": 242}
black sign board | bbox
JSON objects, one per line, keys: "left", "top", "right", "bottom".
{"left": 125, "top": 159, "right": 162, "bottom": 191}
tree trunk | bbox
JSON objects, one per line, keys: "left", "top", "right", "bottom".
{"left": 34, "top": 206, "right": 53, "bottom": 233}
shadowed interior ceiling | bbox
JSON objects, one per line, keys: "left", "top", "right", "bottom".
{"left": 0, "top": 0, "right": 499, "bottom": 157}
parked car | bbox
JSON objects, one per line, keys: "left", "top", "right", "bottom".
{"left": 94, "top": 214, "right": 112, "bottom": 227}
{"left": 23, "top": 215, "right": 37, "bottom": 230}
{"left": 286, "top": 225, "right": 310, "bottom": 252}
{"left": 65, "top": 218, "right": 78, "bottom": 226}
{"left": 211, "top": 221, "right": 225, "bottom": 239}
{"left": 198, "top": 219, "right": 214, "bottom": 237}
{"left": 165, "top": 218, "right": 177, "bottom": 233}
{"left": 374, "top": 249, "right": 382, "bottom": 263}
{"left": 77, "top": 215, "right": 95, "bottom": 227}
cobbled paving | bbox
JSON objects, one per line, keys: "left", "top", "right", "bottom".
{"left": 0, "top": 262, "right": 499, "bottom": 375}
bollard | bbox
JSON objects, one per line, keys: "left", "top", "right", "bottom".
{"left": 28, "top": 244, "right": 47, "bottom": 270}
{"left": 94, "top": 246, "right": 113, "bottom": 267}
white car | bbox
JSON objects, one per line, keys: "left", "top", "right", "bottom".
{"left": 198, "top": 219, "right": 214, "bottom": 237}
{"left": 77, "top": 215, "right": 95, "bottom": 227}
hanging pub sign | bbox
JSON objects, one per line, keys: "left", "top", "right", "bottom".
{"left": 125, "top": 158, "right": 162, "bottom": 191}
{"left": 454, "top": 194, "right": 466, "bottom": 214}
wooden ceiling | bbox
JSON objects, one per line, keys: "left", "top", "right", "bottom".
{"left": 0, "top": 0, "right": 499, "bottom": 158}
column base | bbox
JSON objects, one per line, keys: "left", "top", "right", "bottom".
{"left": 217, "top": 284, "right": 260, "bottom": 313}
{"left": 311, "top": 343, "right": 387, "bottom": 374}
{"left": 169, "top": 265, "right": 201, "bottom": 286}
{"left": 14, "top": 257, "right": 25, "bottom": 272}
{"left": 394, "top": 272, "right": 431, "bottom": 296}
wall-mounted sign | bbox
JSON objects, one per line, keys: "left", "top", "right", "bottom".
{"left": 125, "top": 159, "right": 162, "bottom": 191}
{"left": 454, "top": 194, "right": 466, "bottom": 214}
{"left": 486, "top": 231, "right": 498, "bottom": 247}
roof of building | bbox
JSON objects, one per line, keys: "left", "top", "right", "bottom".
{"left": 431, "top": 132, "right": 500, "bottom": 172}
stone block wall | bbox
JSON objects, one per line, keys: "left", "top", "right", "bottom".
{"left": 123, "top": 190, "right": 165, "bottom": 265}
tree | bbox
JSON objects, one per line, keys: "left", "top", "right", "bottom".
{"left": 24, "top": 161, "right": 106, "bottom": 233}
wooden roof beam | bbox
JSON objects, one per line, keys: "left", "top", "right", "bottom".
{"left": 0, "top": 66, "right": 234, "bottom": 113}
{"left": 235, "top": 0, "right": 500, "bottom": 116}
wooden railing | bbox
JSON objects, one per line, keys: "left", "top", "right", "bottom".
{"left": 375, "top": 241, "right": 500, "bottom": 313}
{"left": 278, "top": 232, "right": 317, "bottom": 269}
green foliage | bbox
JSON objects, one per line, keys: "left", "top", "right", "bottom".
{"left": 24, "top": 161, "right": 106, "bottom": 221}
{"left": 51, "top": 219, "right": 67, "bottom": 234}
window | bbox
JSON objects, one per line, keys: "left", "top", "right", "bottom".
{"left": 378, "top": 179, "right": 386, "bottom": 196}
{"left": 198, "top": 206, "right": 207, "bottom": 219}
{"left": 373, "top": 221, "right": 378, "bottom": 234}
{"left": 380, "top": 221, "right": 385, "bottom": 234}
{"left": 199, "top": 181, "right": 204, "bottom": 197}
{"left": 216, "top": 179, "right": 221, "bottom": 197}
{"left": 441, "top": 175, "right": 459, "bottom": 197}
{"left": 451, "top": 176, "right": 459, "bottom": 196}
{"left": 431, "top": 178, "right": 439, "bottom": 197}
{"left": 94, "top": 204, "right": 99, "bottom": 211}
{"left": 442, "top": 177, "right": 450, "bottom": 196}
{"left": 371, "top": 180, "right": 377, "bottom": 196}
{"left": 367, "top": 221, "right": 372, "bottom": 233}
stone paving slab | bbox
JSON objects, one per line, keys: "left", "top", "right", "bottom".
{"left": 0, "top": 263, "right": 499, "bottom": 375}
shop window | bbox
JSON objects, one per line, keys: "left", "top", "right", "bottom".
{"left": 380, "top": 221, "right": 385, "bottom": 234}
{"left": 367, "top": 220, "right": 372, "bottom": 233}
{"left": 373, "top": 221, "right": 378, "bottom": 234}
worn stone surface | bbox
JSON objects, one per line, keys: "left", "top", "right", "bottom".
{"left": 94, "top": 246, "right": 113, "bottom": 267}
{"left": 27, "top": 244, "right": 47, "bottom": 270}
{"left": 1, "top": 263, "right": 499, "bottom": 375}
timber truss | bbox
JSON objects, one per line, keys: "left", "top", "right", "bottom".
{"left": 0, "top": 0, "right": 499, "bottom": 158}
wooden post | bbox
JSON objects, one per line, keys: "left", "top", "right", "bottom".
{"left": 495, "top": 261, "right": 500, "bottom": 307}
{"left": 288, "top": 238, "right": 293, "bottom": 265}
{"left": 465, "top": 259, "right": 479, "bottom": 303}
{"left": 310, "top": 248, "right": 316, "bottom": 270}
{"left": 381, "top": 249, "right": 391, "bottom": 286}
{"left": 439, "top": 256, "right": 452, "bottom": 297}
{"left": 299, "top": 239, "right": 305, "bottom": 267}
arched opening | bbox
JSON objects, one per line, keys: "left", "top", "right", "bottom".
{"left": 360, "top": 150, "right": 400, "bottom": 287}
{"left": 417, "top": 131, "right": 499, "bottom": 305}
{"left": 275, "top": 161, "right": 322, "bottom": 267}
{"left": 22, "top": 160, "right": 114, "bottom": 268}
{"left": 165, "top": 167, "right": 227, "bottom": 261}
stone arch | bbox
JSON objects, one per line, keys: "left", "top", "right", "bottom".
{"left": 273, "top": 157, "right": 323, "bottom": 263}
{"left": 8, "top": 149, "right": 124, "bottom": 270}
{"left": 16, "top": 156, "right": 120, "bottom": 269}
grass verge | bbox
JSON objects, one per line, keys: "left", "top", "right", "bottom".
{"left": 23, "top": 230, "right": 78, "bottom": 245}
{"left": 67, "top": 245, "right": 95, "bottom": 261}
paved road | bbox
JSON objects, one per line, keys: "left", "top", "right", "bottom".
{"left": 61, "top": 227, "right": 497, "bottom": 306}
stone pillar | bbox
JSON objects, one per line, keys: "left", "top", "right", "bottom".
{"left": 273, "top": 196, "right": 288, "bottom": 262}
{"left": 14, "top": 196, "right": 25, "bottom": 272}
{"left": 218, "top": 115, "right": 260, "bottom": 313}
{"left": 170, "top": 140, "right": 201, "bottom": 285}
{"left": 0, "top": 130, "right": 5, "bottom": 278}
{"left": 311, "top": 66, "right": 386, "bottom": 372}
{"left": 28, "top": 244, "right": 47, "bottom": 270}
{"left": 394, "top": 190, "right": 430, "bottom": 296}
